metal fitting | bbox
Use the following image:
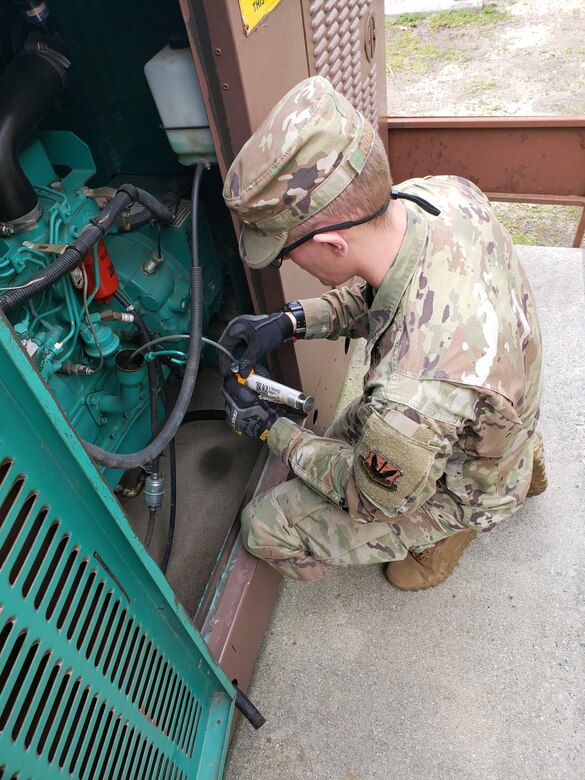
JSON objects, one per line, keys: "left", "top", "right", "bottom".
{"left": 60, "top": 363, "right": 96, "bottom": 376}
{"left": 144, "top": 472, "right": 165, "bottom": 509}
{"left": 143, "top": 251, "right": 164, "bottom": 275}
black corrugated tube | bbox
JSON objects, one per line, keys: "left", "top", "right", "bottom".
{"left": 81, "top": 162, "right": 206, "bottom": 469}
{"left": 0, "top": 183, "right": 174, "bottom": 312}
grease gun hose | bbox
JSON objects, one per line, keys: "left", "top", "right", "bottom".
{"left": 82, "top": 162, "right": 206, "bottom": 469}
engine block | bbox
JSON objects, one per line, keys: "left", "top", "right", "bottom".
{"left": 1, "top": 130, "right": 223, "bottom": 484}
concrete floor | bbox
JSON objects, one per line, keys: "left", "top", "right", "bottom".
{"left": 224, "top": 245, "right": 585, "bottom": 779}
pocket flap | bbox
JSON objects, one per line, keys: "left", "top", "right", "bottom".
{"left": 354, "top": 409, "right": 440, "bottom": 517}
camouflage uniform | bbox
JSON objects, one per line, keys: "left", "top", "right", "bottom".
{"left": 221, "top": 77, "right": 542, "bottom": 582}
{"left": 241, "top": 175, "right": 543, "bottom": 581}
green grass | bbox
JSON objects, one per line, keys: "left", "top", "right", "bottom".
{"left": 386, "top": 4, "right": 507, "bottom": 31}
{"left": 492, "top": 203, "right": 583, "bottom": 247}
{"left": 429, "top": 4, "right": 508, "bottom": 29}
{"left": 386, "top": 13, "right": 423, "bottom": 28}
{"left": 385, "top": 4, "right": 506, "bottom": 73}
{"left": 386, "top": 30, "right": 458, "bottom": 73}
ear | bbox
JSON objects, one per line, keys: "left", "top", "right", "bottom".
{"left": 312, "top": 231, "right": 349, "bottom": 256}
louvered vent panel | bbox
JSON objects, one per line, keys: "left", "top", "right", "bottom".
{"left": 0, "top": 316, "right": 234, "bottom": 778}
{"left": 308, "top": 0, "right": 379, "bottom": 127}
{"left": 0, "top": 460, "right": 201, "bottom": 779}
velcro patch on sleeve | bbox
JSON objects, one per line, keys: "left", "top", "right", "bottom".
{"left": 354, "top": 409, "right": 440, "bottom": 517}
{"left": 359, "top": 451, "right": 402, "bottom": 491}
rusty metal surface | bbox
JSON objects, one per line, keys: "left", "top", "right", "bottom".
{"left": 384, "top": 116, "right": 585, "bottom": 196}
{"left": 195, "top": 452, "right": 289, "bottom": 692}
{"left": 384, "top": 116, "right": 585, "bottom": 247}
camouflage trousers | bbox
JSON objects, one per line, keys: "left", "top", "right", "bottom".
{"left": 241, "top": 477, "right": 470, "bottom": 582}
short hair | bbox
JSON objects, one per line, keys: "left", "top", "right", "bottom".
{"left": 288, "top": 133, "right": 392, "bottom": 242}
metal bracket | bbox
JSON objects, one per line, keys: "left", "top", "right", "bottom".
{"left": 80, "top": 186, "right": 118, "bottom": 200}
{"left": 22, "top": 240, "right": 68, "bottom": 255}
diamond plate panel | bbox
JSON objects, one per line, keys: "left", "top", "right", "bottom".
{"left": 306, "top": 0, "right": 380, "bottom": 126}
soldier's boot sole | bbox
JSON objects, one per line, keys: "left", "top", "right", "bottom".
{"left": 385, "top": 529, "right": 477, "bottom": 592}
{"left": 528, "top": 431, "right": 547, "bottom": 497}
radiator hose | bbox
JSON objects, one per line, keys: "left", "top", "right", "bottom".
{"left": 81, "top": 162, "right": 206, "bottom": 469}
{"left": 0, "top": 40, "right": 68, "bottom": 225}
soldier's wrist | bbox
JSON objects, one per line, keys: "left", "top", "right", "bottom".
{"left": 282, "top": 300, "right": 306, "bottom": 339}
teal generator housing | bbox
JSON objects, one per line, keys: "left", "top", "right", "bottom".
{"left": 0, "top": 313, "right": 236, "bottom": 778}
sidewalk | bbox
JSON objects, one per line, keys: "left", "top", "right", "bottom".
{"left": 385, "top": 0, "right": 483, "bottom": 17}
{"left": 224, "top": 245, "right": 585, "bottom": 779}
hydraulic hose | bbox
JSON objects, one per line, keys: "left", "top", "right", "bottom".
{"left": 81, "top": 162, "right": 206, "bottom": 469}
{"left": 145, "top": 508, "right": 157, "bottom": 549}
{"left": 0, "top": 184, "right": 173, "bottom": 312}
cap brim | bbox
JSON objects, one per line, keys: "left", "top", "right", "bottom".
{"left": 239, "top": 225, "right": 288, "bottom": 269}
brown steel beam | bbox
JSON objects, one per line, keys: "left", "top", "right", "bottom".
{"left": 383, "top": 116, "right": 585, "bottom": 247}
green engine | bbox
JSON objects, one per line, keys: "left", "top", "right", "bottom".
{"left": 1, "top": 129, "right": 224, "bottom": 485}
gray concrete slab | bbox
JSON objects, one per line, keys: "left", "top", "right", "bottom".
{"left": 385, "top": 0, "right": 483, "bottom": 18}
{"left": 225, "top": 245, "right": 585, "bottom": 779}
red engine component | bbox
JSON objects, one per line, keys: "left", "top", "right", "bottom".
{"left": 82, "top": 240, "right": 119, "bottom": 301}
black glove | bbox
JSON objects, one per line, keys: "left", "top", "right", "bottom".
{"left": 217, "top": 312, "right": 294, "bottom": 378}
{"left": 221, "top": 373, "right": 282, "bottom": 440}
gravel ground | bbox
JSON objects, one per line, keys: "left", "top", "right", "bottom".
{"left": 384, "top": 0, "right": 585, "bottom": 247}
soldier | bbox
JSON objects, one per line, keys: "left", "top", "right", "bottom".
{"left": 219, "top": 76, "right": 547, "bottom": 590}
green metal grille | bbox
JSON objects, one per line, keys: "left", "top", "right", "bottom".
{"left": 0, "top": 315, "right": 235, "bottom": 779}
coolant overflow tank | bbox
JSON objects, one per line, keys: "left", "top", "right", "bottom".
{"left": 144, "top": 36, "right": 216, "bottom": 165}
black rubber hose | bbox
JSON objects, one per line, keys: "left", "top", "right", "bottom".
{"left": 114, "top": 290, "right": 177, "bottom": 569}
{"left": 145, "top": 508, "right": 157, "bottom": 549}
{"left": 150, "top": 347, "right": 177, "bottom": 575}
{"left": 234, "top": 685, "right": 266, "bottom": 729}
{"left": 0, "top": 45, "right": 68, "bottom": 223}
{"left": 81, "top": 163, "right": 206, "bottom": 469}
{"left": 180, "top": 409, "right": 225, "bottom": 425}
{"left": 114, "top": 290, "right": 160, "bottom": 472}
{"left": 0, "top": 184, "right": 173, "bottom": 313}
{"left": 161, "top": 436, "right": 176, "bottom": 575}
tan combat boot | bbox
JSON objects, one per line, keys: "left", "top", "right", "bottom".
{"left": 385, "top": 529, "right": 477, "bottom": 591}
{"left": 527, "top": 431, "right": 547, "bottom": 497}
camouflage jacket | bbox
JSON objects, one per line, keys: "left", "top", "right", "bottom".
{"left": 267, "top": 176, "right": 543, "bottom": 530}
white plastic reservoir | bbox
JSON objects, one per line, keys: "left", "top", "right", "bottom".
{"left": 144, "top": 38, "right": 216, "bottom": 165}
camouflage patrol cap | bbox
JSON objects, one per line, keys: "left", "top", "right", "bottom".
{"left": 223, "top": 76, "right": 375, "bottom": 269}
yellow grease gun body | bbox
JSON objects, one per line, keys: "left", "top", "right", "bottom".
{"left": 235, "top": 369, "right": 315, "bottom": 414}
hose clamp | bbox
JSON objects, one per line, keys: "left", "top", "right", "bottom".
{"left": 0, "top": 203, "right": 43, "bottom": 235}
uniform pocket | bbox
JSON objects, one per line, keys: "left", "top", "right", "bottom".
{"left": 354, "top": 409, "right": 440, "bottom": 518}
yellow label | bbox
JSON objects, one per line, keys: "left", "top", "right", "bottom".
{"left": 238, "top": 0, "right": 281, "bottom": 35}
{"left": 259, "top": 428, "right": 269, "bottom": 441}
